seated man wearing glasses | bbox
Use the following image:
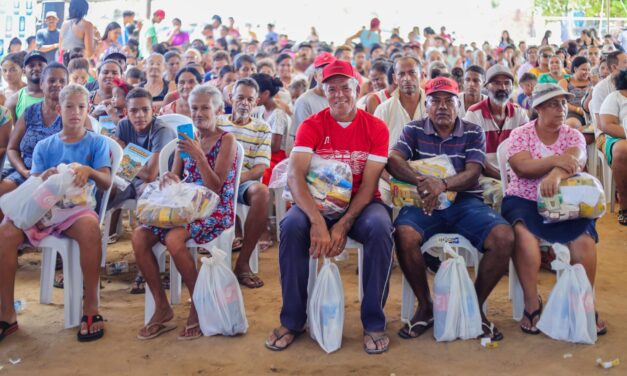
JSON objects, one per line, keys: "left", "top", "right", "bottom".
{"left": 387, "top": 77, "right": 514, "bottom": 342}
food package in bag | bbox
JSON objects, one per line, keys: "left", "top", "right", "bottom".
{"left": 538, "top": 173, "right": 606, "bottom": 223}
{"left": 0, "top": 163, "right": 76, "bottom": 229}
{"left": 536, "top": 244, "right": 596, "bottom": 344}
{"left": 308, "top": 258, "right": 344, "bottom": 353}
{"left": 433, "top": 243, "right": 483, "bottom": 341}
{"left": 137, "top": 181, "right": 219, "bottom": 228}
{"left": 282, "top": 155, "right": 352, "bottom": 219}
{"left": 268, "top": 158, "right": 289, "bottom": 189}
{"left": 193, "top": 248, "right": 248, "bottom": 336}
{"left": 389, "top": 155, "right": 457, "bottom": 210}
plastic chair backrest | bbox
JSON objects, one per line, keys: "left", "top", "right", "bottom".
{"left": 88, "top": 115, "right": 101, "bottom": 134}
{"left": 158, "top": 139, "right": 244, "bottom": 224}
{"left": 496, "top": 138, "right": 510, "bottom": 195}
{"left": 98, "top": 136, "right": 123, "bottom": 225}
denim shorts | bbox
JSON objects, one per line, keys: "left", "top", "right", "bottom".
{"left": 394, "top": 193, "right": 510, "bottom": 251}
{"left": 237, "top": 180, "right": 258, "bottom": 205}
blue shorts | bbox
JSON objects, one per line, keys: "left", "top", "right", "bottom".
{"left": 237, "top": 180, "right": 258, "bottom": 205}
{"left": 1, "top": 168, "right": 27, "bottom": 185}
{"left": 394, "top": 193, "right": 510, "bottom": 251}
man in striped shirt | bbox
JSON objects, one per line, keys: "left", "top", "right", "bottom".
{"left": 388, "top": 77, "right": 514, "bottom": 342}
{"left": 217, "top": 78, "right": 271, "bottom": 289}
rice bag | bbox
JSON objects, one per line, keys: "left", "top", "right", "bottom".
{"left": 538, "top": 173, "right": 606, "bottom": 223}
{"left": 281, "top": 155, "right": 352, "bottom": 219}
{"left": 390, "top": 155, "right": 457, "bottom": 210}
{"left": 137, "top": 181, "right": 220, "bottom": 228}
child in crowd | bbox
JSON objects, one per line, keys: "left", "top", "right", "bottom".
{"left": 68, "top": 58, "right": 91, "bottom": 86}
{"left": 517, "top": 73, "right": 537, "bottom": 114}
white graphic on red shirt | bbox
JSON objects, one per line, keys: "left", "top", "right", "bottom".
{"left": 316, "top": 147, "right": 368, "bottom": 175}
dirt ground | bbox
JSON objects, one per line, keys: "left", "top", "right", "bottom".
{"left": 0, "top": 215, "right": 625, "bottom": 376}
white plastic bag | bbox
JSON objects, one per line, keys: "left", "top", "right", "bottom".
{"left": 537, "top": 173, "right": 606, "bottom": 223}
{"left": 270, "top": 155, "right": 352, "bottom": 219}
{"left": 137, "top": 181, "right": 220, "bottom": 228}
{"left": 193, "top": 248, "right": 248, "bottom": 336}
{"left": 308, "top": 258, "right": 344, "bottom": 353}
{"left": 0, "top": 164, "right": 76, "bottom": 229}
{"left": 536, "top": 244, "right": 597, "bottom": 344}
{"left": 433, "top": 243, "right": 483, "bottom": 341}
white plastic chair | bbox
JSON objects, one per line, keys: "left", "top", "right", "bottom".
{"left": 39, "top": 136, "right": 123, "bottom": 328}
{"left": 273, "top": 187, "right": 288, "bottom": 241}
{"left": 144, "top": 140, "right": 244, "bottom": 324}
{"left": 306, "top": 237, "right": 364, "bottom": 301}
{"left": 596, "top": 149, "right": 616, "bottom": 213}
{"left": 157, "top": 114, "right": 193, "bottom": 133}
{"left": 400, "top": 234, "right": 482, "bottom": 323}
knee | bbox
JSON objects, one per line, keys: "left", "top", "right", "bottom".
{"left": 248, "top": 183, "right": 269, "bottom": 207}
{"left": 362, "top": 214, "right": 392, "bottom": 238}
{"left": 612, "top": 141, "right": 627, "bottom": 164}
{"left": 280, "top": 207, "right": 309, "bottom": 235}
{"left": 0, "top": 222, "right": 22, "bottom": 250}
{"left": 78, "top": 217, "right": 102, "bottom": 245}
{"left": 131, "top": 228, "right": 154, "bottom": 255}
{"left": 394, "top": 225, "right": 422, "bottom": 255}
{"left": 486, "top": 224, "right": 514, "bottom": 258}
{"left": 164, "top": 233, "right": 187, "bottom": 257}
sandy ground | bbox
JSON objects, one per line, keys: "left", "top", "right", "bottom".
{"left": 0, "top": 215, "right": 625, "bottom": 376}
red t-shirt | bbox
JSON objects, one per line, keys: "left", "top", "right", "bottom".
{"left": 293, "top": 108, "right": 389, "bottom": 197}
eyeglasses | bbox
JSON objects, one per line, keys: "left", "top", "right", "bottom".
{"left": 542, "top": 54, "right": 554, "bottom": 58}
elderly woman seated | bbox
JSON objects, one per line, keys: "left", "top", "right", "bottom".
{"left": 132, "top": 84, "right": 237, "bottom": 341}
{"left": 0, "top": 84, "right": 112, "bottom": 342}
{"left": 0, "top": 63, "right": 68, "bottom": 221}
{"left": 501, "top": 83, "right": 607, "bottom": 336}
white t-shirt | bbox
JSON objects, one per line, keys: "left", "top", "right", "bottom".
{"left": 599, "top": 90, "right": 627, "bottom": 137}
{"left": 290, "top": 88, "right": 328, "bottom": 140}
{"left": 590, "top": 75, "right": 615, "bottom": 136}
{"left": 373, "top": 89, "right": 426, "bottom": 150}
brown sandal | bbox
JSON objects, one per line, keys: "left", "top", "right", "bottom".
{"left": 237, "top": 272, "right": 264, "bottom": 288}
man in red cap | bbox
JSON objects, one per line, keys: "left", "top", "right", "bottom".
{"left": 289, "top": 52, "right": 336, "bottom": 146}
{"left": 266, "top": 60, "right": 393, "bottom": 354}
{"left": 388, "top": 77, "right": 514, "bottom": 342}
{"left": 140, "top": 9, "right": 165, "bottom": 58}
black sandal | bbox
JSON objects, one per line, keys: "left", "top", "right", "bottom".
{"left": 77, "top": 315, "right": 105, "bottom": 342}
{"left": 129, "top": 275, "right": 146, "bottom": 294}
{"left": 0, "top": 321, "right": 18, "bottom": 342}
{"left": 264, "top": 328, "right": 304, "bottom": 351}
{"left": 398, "top": 318, "right": 434, "bottom": 339}
{"left": 618, "top": 210, "right": 627, "bottom": 226}
{"left": 521, "top": 297, "right": 543, "bottom": 335}
{"left": 596, "top": 312, "right": 608, "bottom": 336}
{"left": 363, "top": 331, "right": 389, "bottom": 354}
{"left": 480, "top": 321, "right": 504, "bottom": 341}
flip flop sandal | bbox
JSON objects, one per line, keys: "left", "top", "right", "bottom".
{"left": 596, "top": 312, "right": 608, "bottom": 336}
{"left": 162, "top": 275, "right": 170, "bottom": 290}
{"left": 521, "top": 297, "right": 543, "bottom": 335}
{"left": 137, "top": 322, "right": 177, "bottom": 340}
{"left": 129, "top": 275, "right": 146, "bottom": 294}
{"left": 237, "top": 272, "right": 264, "bottom": 289}
{"left": 363, "top": 332, "right": 389, "bottom": 355}
{"left": 265, "top": 328, "right": 305, "bottom": 351}
{"left": 55, "top": 254, "right": 63, "bottom": 271}
{"left": 232, "top": 237, "right": 244, "bottom": 252}
{"left": 54, "top": 273, "right": 64, "bottom": 289}
{"left": 258, "top": 240, "right": 274, "bottom": 252}
{"left": 618, "top": 210, "right": 627, "bottom": 226}
{"left": 77, "top": 315, "right": 105, "bottom": 342}
{"left": 0, "top": 321, "right": 18, "bottom": 342}
{"left": 177, "top": 323, "right": 202, "bottom": 341}
{"left": 398, "top": 318, "right": 434, "bottom": 339}
{"left": 480, "top": 321, "right": 504, "bottom": 341}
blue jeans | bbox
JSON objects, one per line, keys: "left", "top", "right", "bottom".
{"left": 278, "top": 202, "right": 394, "bottom": 332}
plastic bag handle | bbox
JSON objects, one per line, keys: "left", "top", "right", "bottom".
{"left": 550, "top": 243, "right": 571, "bottom": 271}
{"left": 442, "top": 243, "right": 462, "bottom": 263}
{"left": 200, "top": 247, "right": 227, "bottom": 265}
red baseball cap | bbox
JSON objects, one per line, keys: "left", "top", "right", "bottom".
{"left": 424, "top": 77, "right": 459, "bottom": 96}
{"left": 370, "top": 17, "right": 381, "bottom": 29}
{"left": 313, "top": 52, "right": 336, "bottom": 68}
{"left": 154, "top": 9, "right": 165, "bottom": 19}
{"left": 322, "top": 60, "right": 356, "bottom": 83}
